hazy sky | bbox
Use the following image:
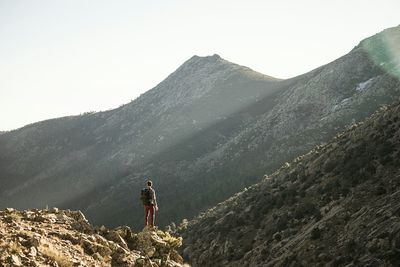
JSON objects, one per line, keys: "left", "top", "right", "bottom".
{"left": 1, "top": 0, "right": 399, "bottom": 131}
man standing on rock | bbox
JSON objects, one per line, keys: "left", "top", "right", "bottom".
{"left": 141, "top": 180, "right": 158, "bottom": 227}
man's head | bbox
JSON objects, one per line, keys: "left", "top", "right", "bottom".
{"left": 147, "top": 180, "right": 152, "bottom": 187}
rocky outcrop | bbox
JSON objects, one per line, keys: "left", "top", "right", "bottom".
{"left": 180, "top": 100, "right": 400, "bottom": 266}
{"left": 0, "top": 208, "right": 186, "bottom": 267}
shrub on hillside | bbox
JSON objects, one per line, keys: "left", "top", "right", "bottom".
{"left": 310, "top": 227, "right": 321, "bottom": 240}
{"left": 293, "top": 200, "right": 318, "bottom": 220}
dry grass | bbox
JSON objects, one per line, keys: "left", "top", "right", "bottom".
{"left": 40, "top": 246, "right": 73, "bottom": 267}
{"left": 8, "top": 241, "right": 23, "bottom": 254}
{"left": 4, "top": 213, "right": 21, "bottom": 223}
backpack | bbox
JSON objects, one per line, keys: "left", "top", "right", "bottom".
{"left": 140, "top": 188, "right": 153, "bottom": 205}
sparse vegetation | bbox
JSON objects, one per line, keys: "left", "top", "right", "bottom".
{"left": 310, "top": 227, "right": 321, "bottom": 240}
{"left": 3, "top": 212, "right": 21, "bottom": 223}
{"left": 40, "top": 246, "right": 73, "bottom": 267}
{"left": 7, "top": 241, "right": 23, "bottom": 254}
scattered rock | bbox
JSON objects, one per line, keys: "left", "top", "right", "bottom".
{"left": 28, "top": 246, "right": 37, "bottom": 257}
{"left": 10, "top": 254, "right": 22, "bottom": 266}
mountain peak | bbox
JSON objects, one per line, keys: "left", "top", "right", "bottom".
{"left": 146, "top": 53, "right": 279, "bottom": 105}
{"left": 191, "top": 54, "right": 221, "bottom": 59}
{"left": 177, "top": 53, "right": 277, "bottom": 82}
{"left": 184, "top": 54, "right": 223, "bottom": 66}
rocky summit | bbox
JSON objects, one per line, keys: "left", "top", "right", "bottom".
{"left": 0, "top": 208, "right": 186, "bottom": 267}
{"left": 180, "top": 100, "right": 400, "bottom": 266}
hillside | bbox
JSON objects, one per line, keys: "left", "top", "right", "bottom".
{"left": 0, "top": 208, "right": 185, "bottom": 266}
{"left": 180, "top": 100, "right": 400, "bottom": 266}
{"left": 0, "top": 26, "right": 400, "bottom": 228}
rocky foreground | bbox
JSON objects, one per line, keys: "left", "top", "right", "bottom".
{"left": 0, "top": 208, "right": 187, "bottom": 267}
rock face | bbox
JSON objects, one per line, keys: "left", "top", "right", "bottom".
{"left": 0, "top": 208, "right": 186, "bottom": 267}
{"left": 180, "top": 100, "right": 400, "bottom": 266}
{"left": 0, "top": 26, "right": 400, "bottom": 228}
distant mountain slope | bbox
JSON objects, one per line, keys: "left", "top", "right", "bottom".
{"left": 180, "top": 99, "right": 400, "bottom": 267}
{"left": 0, "top": 26, "right": 399, "bottom": 229}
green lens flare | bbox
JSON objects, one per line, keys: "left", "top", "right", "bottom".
{"left": 362, "top": 26, "right": 400, "bottom": 78}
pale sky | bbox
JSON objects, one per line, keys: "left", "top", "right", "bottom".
{"left": 1, "top": 0, "right": 399, "bottom": 131}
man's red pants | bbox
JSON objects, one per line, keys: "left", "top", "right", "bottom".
{"left": 144, "top": 205, "right": 155, "bottom": 226}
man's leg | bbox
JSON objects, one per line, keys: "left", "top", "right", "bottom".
{"left": 144, "top": 205, "right": 149, "bottom": 226}
{"left": 149, "top": 205, "right": 155, "bottom": 227}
